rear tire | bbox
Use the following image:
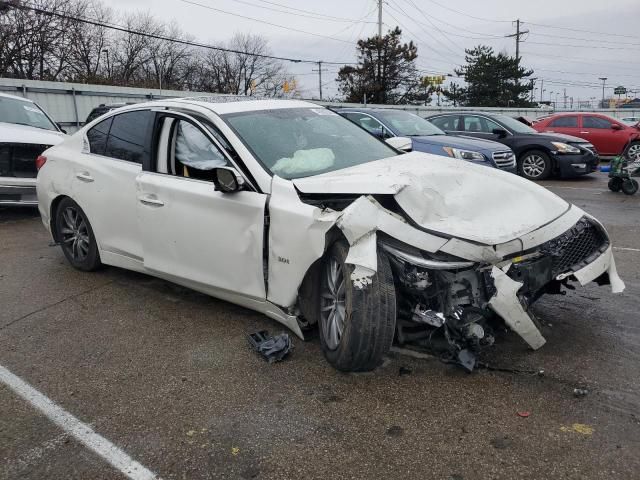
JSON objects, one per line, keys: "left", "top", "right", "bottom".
{"left": 519, "top": 150, "right": 552, "bottom": 180}
{"left": 622, "top": 179, "right": 638, "bottom": 195}
{"left": 608, "top": 177, "right": 623, "bottom": 192}
{"left": 318, "top": 241, "right": 396, "bottom": 372}
{"left": 55, "top": 197, "right": 102, "bottom": 271}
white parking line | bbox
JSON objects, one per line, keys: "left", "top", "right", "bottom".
{"left": 614, "top": 247, "right": 640, "bottom": 252}
{"left": 0, "top": 365, "right": 161, "bottom": 480}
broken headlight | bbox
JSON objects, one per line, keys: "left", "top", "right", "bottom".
{"left": 382, "top": 244, "right": 475, "bottom": 270}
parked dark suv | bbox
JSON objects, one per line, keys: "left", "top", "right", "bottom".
{"left": 426, "top": 112, "right": 599, "bottom": 180}
{"left": 85, "top": 103, "right": 135, "bottom": 124}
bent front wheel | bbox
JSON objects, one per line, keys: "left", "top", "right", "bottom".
{"left": 318, "top": 241, "right": 396, "bottom": 372}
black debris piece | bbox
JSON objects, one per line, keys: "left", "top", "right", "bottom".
{"left": 248, "top": 330, "right": 293, "bottom": 363}
{"left": 399, "top": 366, "right": 413, "bottom": 376}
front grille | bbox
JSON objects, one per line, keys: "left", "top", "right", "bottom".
{"left": 492, "top": 150, "right": 516, "bottom": 169}
{"left": 580, "top": 144, "right": 598, "bottom": 156}
{"left": 0, "top": 143, "right": 51, "bottom": 178}
{"left": 540, "top": 217, "right": 609, "bottom": 277}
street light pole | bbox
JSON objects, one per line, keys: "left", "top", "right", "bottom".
{"left": 599, "top": 77, "right": 607, "bottom": 108}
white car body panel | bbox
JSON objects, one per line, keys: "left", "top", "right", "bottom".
{"left": 136, "top": 172, "right": 267, "bottom": 299}
{"left": 36, "top": 98, "right": 625, "bottom": 352}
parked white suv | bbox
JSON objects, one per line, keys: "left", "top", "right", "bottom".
{"left": 36, "top": 98, "right": 624, "bottom": 371}
{"left": 0, "top": 92, "right": 66, "bottom": 206}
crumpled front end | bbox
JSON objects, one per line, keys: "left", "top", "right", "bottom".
{"left": 269, "top": 154, "right": 624, "bottom": 368}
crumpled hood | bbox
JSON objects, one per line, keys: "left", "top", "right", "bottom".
{"left": 0, "top": 122, "right": 66, "bottom": 145}
{"left": 292, "top": 151, "right": 569, "bottom": 245}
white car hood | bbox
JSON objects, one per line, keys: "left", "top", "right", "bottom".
{"left": 292, "top": 152, "right": 570, "bottom": 245}
{"left": 0, "top": 122, "right": 66, "bottom": 145}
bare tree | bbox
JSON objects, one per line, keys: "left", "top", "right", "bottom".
{"left": 67, "top": 0, "right": 113, "bottom": 82}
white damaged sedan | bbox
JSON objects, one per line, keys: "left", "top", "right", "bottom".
{"left": 36, "top": 99, "right": 625, "bottom": 371}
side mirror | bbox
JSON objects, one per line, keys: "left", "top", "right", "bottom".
{"left": 612, "top": 123, "right": 623, "bottom": 130}
{"left": 492, "top": 128, "right": 508, "bottom": 138}
{"left": 385, "top": 136, "right": 412, "bottom": 152}
{"left": 212, "top": 167, "right": 245, "bottom": 193}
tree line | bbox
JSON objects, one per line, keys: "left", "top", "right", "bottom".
{"left": 1, "top": 1, "right": 535, "bottom": 106}
{"left": 0, "top": 0, "right": 293, "bottom": 96}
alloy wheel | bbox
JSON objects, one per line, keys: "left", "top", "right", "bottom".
{"left": 60, "top": 206, "right": 90, "bottom": 261}
{"left": 522, "top": 154, "right": 546, "bottom": 178}
{"left": 627, "top": 143, "right": 640, "bottom": 161}
{"left": 320, "top": 257, "right": 346, "bottom": 350}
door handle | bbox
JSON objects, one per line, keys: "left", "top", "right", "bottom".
{"left": 138, "top": 194, "right": 164, "bottom": 207}
{"left": 76, "top": 171, "right": 94, "bottom": 182}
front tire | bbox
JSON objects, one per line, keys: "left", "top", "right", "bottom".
{"left": 55, "top": 198, "right": 102, "bottom": 271}
{"left": 519, "top": 150, "right": 552, "bottom": 180}
{"left": 318, "top": 241, "right": 396, "bottom": 372}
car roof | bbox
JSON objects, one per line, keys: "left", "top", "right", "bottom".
{"left": 0, "top": 91, "right": 35, "bottom": 103}
{"left": 101, "top": 97, "right": 320, "bottom": 116}
{"left": 172, "top": 97, "right": 318, "bottom": 114}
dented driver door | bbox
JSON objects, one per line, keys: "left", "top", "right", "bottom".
{"left": 136, "top": 172, "right": 267, "bottom": 300}
{"left": 136, "top": 113, "right": 267, "bottom": 301}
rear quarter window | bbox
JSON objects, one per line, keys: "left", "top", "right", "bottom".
{"left": 86, "top": 117, "right": 113, "bottom": 156}
{"left": 104, "top": 110, "right": 154, "bottom": 164}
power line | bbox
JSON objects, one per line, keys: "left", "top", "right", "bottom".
{"left": 250, "top": 0, "right": 363, "bottom": 22}
{"left": 4, "top": 1, "right": 357, "bottom": 66}
{"left": 220, "top": 0, "right": 376, "bottom": 23}
{"left": 392, "top": 0, "right": 465, "bottom": 53}
{"left": 526, "top": 40, "right": 636, "bottom": 51}
{"left": 179, "top": 0, "right": 354, "bottom": 44}
{"left": 420, "top": 0, "right": 513, "bottom": 23}
{"left": 383, "top": 4, "right": 463, "bottom": 66}
{"left": 525, "top": 21, "right": 640, "bottom": 40}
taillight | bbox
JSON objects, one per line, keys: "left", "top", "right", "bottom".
{"left": 35, "top": 155, "right": 47, "bottom": 170}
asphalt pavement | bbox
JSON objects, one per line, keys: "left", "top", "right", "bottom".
{"left": 1, "top": 172, "right": 639, "bottom": 480}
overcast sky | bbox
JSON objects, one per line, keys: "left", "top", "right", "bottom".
{"left": 108, "top": 0, "right": 640, "bottom": 105}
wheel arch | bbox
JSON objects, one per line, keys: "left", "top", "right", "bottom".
{"left": 49, "top": 194, "right": 73, "bottom": 242}
{"left": 296, "top": 227, "right": 348, "bottom": 327}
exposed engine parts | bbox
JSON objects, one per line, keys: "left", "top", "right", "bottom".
{"left": 387, "top": 249, "right": 497, "bottom": 371}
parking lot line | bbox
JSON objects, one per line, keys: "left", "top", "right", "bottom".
{"left": 614, "top": 247, "right": 640, "bottom": 253}
{"left": 0, "top": 365, "right": 161, "bottom": 480}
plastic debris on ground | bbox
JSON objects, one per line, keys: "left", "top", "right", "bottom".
{"left": 517, "top": 411, "right": 531, "bottom": 418}
{"left": 573, "top": 388, "right": 589, "bottom": 398}
{"left": 247, "top": 330, "right": 293, "bottom": 363}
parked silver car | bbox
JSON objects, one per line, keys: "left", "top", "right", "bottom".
{"left": 0, "top": 92, "right": 66, "bottom": 206}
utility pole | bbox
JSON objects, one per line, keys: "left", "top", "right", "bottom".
{"left": 539, "top": 78, "right": 544, "bottom": 103}
{"left": 599, "top": 77, "right": 607, "bottom": 108}
{"left": 312, "top": 61, "right": 328, "bottom": 100}
{"left": 378, "top": 0, "right": 383, "bottom": 38}
{"left": 563, "top": 88, "right": 567, "bottom": 109}
{"left": 505, "top": 19, "right": 529, "bottom": 64}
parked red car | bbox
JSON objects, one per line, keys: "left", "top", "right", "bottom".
{"left": 533, "top": 113, "right": 640, "bottom": 159}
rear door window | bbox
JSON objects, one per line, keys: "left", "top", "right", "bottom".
{"left": 104, "top": 110, "right": 154, "bottom": 164}
{"left": 430, "top": 116, "right": 461, "bottom": 131}
{"left": 86, "top": 117, "right": 113, "bottom": 156}
{"left": 549, "top": 116, "right": 578, "bottom": 128}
